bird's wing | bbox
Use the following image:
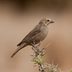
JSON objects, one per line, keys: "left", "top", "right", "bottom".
{"left": 17, "top": 24, "right": 41, "bottom": 46}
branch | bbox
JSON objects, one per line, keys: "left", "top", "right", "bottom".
{"left": 31, "top": 45, "right": 61, "bottom": 72}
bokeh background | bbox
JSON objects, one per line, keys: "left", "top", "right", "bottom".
{"left": 0, "top": 0, "right": 72, "bottom": 72}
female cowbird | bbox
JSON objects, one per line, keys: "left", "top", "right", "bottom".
{"left": 11, "top": 18, "right": 54, "bottom": 58}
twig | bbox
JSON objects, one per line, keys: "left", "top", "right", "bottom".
{"left": 31, "top": 45, "right": 61, "bottom": 72}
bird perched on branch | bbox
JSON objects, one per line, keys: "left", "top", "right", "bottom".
{"left": 11, "top": 18, "right": 54, "bottom": 58}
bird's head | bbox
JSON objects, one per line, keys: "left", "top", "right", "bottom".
{"left": 39, "top": 18, "right": 54, "bottom": 26}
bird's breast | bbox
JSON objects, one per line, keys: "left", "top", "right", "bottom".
{"left": 39, "top": 26, "right": 48, "bottom": 41}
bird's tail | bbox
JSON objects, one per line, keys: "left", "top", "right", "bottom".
{"left": 11, "top": 43, "right": 27, "bottom": 58}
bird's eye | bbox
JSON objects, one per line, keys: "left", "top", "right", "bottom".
{"left": 47, "top": 20, "right": 50, "bottom": 21}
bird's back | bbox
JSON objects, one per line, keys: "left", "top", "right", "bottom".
{"left": 17, "top": 23, "right": 48, "bottom": 46}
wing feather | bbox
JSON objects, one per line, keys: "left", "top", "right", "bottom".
{"left": 17, "top": 24, "right": 41, "bottom": 46}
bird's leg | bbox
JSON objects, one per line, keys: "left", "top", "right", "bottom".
{"left": 31, "top": 43, "right": 37, "bottom": 52}
{"left": 34, "top": 42, "right": 41, "bottom": 51}
{"left": 34, "top": 42, "right": 41, "bottom": 52}
{"left": 32, "top": 46, "right": 36, "bottom": 53}
{"left": 31, "top": 41, "right": 39, "bottom": 50}
{"left": 35, "top": 42, "right": 45, "bottom": 55}
{"left": 37, "top": 42, "right": 41, "bottom": 47}
{"left": 31, "top": 43, "right": 40, "bottom": 56}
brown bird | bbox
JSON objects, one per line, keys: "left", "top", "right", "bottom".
{"left": 11, "top": 18, "right": 54, "bottom": 58}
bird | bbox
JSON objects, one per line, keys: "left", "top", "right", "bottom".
{"left": 11, "top": 18, "right": 54, "bottom": 58}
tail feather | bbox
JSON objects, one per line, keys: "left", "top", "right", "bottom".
{"left": 11, "top": 43, "right": 27, "bottom": 58}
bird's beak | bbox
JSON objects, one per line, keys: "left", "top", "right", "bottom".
{"left": 50, "top": 20, "right": 55, "bottom": 23}
{"left": 47, "top": 20, "right": 55, "bottom": 25}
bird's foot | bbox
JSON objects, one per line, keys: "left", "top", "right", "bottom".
{"left": 32, "top": 47, "right": 45, "bottom": 57}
